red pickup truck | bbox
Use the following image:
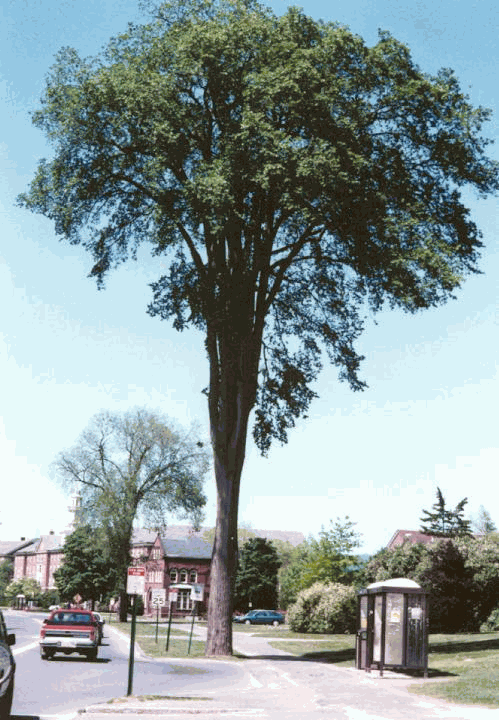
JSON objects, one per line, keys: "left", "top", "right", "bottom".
{"left": 40, "top": 609, "right": 99, "bottom": 661}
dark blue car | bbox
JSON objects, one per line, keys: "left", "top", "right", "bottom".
{"left": 233, "top": 609, "right": 285, "bottom": 626}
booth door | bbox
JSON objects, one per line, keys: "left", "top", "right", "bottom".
{"left": 406, "top": 594, "right": 425, "bottom": 667}
{"left": 357, "top": 595, "right": 369, "bottom": 669}
{"left": 385, "top": 593, "right": 404, "bottom": 665}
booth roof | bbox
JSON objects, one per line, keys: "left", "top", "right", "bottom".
{"left": 366, "top": 578, "right": 422, "bottom": 590}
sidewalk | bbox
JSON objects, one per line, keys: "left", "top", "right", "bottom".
{"left": 83, "top": 625, "right": 499, "bottom": 720}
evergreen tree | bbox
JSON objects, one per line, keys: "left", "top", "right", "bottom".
{"left": 234, "top": 538, "right": 281, "bottom": 612}
{"left": 420, "top": 487, "right": 471, "bottom": 537}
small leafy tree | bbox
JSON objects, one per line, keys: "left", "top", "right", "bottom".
{"left": 233, "top": 537, "right": 280, "bottom": 611}
{"left": 5, "top": 578, "right": 43, "bottom": 606}
{"left": 54, "top": 525, "right": 117, "bottom": 608}
{"left": 19, "top": 0, "right": 499, "bottom": 653}
{"left": 287, "top": 582, "right": 357, "bottom": 634}
{"left": 420, "top": 487, "right": 472, "bottom": 538}
{"left": 278, "top": 517, "right": 361, "bottom": 608}
{"left": 52, "top": 407, "right": 209, "bottom": 620}
{"left": 0, "top": 560, "right": 13, "bottom": 602}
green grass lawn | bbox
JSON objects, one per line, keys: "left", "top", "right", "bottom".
{"left": 409, "top": 632, "right": 499, "bottom": 707}
{"left": 109, "top": 619, "right": 206, "bottom": 658}
{"left": 270, "top": 631, "right": 499, "bottom": 707}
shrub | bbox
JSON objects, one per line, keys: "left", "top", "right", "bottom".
{"left": 480, "top": 606, "right": 499, "bottom": 633}
{"left": 287, "top": 582, "right": 357, "bottom": 634}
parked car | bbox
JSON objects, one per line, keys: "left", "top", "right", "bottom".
{"left": 0, "top": 610, "right": 16, "bottom": 718}
{"left": 40, "top": 609, "right": 99, "bottom": 661}
{"left": 92, "top": 612, "right": 105, "bottom": 645}
{"left": 233, "top": 609, "right": 285, "bottom": 626}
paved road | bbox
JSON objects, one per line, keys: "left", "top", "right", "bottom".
{"left": 5, "top": 611, "right": 249, "bottom": 718}
{"left": 6, "top": 612, "right": 499, "bottom": 720}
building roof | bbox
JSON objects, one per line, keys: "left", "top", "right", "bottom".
{"left": 160, "top": 536, "right": 213, "bottom": 560}
{"left": 387, "top": 529, "right": 439, "bottom": 549}
{"left": 0, "top": 539, "right": 35, "bottom": 558}
{"left": 158, "top": 524, "right": 305, "bottom": 547}
{"left": 131, "top": 529, "right": 157, "bottom": 546}
{"left": 13, "top": 534, "right": 66, "bottom": 555}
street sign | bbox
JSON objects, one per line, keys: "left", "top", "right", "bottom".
{"left": 169, "top": 590, "right": 178, "bottom": 604}
{"left": 191, "top": 584, "right": 204, "bottom": 602}
{"left": 151, "top": 588, "right": 166, "bottom": 605}
{"left": 126, "top": 566, "right": 145, "bottom": 595}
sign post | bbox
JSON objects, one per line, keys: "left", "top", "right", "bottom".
{"left": 166, "top": 589, "right": 178, "bottom": 652}
{"left": 151, "top": 589, "right": 166, "bottom": 644}
{"left": 126, "top": 567, "right": 145, "bottom": 697}
{"left": 188, "top": 585, "right": 204, "bottom": 655}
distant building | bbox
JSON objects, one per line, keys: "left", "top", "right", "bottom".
{"left": 13, "top": 532, "right": 66, "bottom": 591}
{"left": 12, "top": 523, "right": 304, "bottom": 614}
{"left": 0, "top": 539, "right": 35, "bottom": 564}
{"left": 387, "top": 529, "right": 439, "bottom": 550}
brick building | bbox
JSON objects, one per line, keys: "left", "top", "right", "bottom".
{"left": 11, "top": 524, "right": 304, "bottom": 615}
{"left": 13, "top": 533, "right": 66, "bottom": 590}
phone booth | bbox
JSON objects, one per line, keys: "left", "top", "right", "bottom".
{"left": 356, "top": 578, "right": 428, "bottom": 677}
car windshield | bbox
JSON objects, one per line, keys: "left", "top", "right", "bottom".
{"left": 49, "top": 612, "right": 93, "bottom": 625}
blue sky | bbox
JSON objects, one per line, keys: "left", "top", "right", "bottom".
{"left": 1, "top": 0, "right": 498, "bottom": 554}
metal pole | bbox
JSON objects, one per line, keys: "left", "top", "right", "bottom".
{"left": 166, "top": 600, "right": 173, "bottom": 652}
{"left": 188, "top": 601, "right": 197, "bottom": 655}
{"left": 155, "top": 603, "right": 159, "bottom": 644}
{"left": 127, "top": 595, "right": 137, "bottom": 696}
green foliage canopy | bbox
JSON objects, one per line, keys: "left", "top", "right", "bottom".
{"left": 53, "top": 525, "right": 117, "bottom": 605}
{"left": 278, "top": 517, "right": 361, "bottom": 608}
{"left": 18, "top": 0, "right": 498, "bottom": 455}
{"left": 233, "top": 537, "right": 280, "bottom": 611}
{"left": 52, "top": 407, "right": 208, "bottom": 620}
{"left": 0, "top": 561, "right": 13, "bottom": 601}
{"left": 363, "top": 535, "right": 499, "bottom": 632}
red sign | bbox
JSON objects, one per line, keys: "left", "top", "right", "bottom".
{"left": 128, "top": 567, "right": 145, "bottom": 576}
{"left": 126, "top": 566, "right": 145, "bottom": 594}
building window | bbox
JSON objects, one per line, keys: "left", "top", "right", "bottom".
{"left": 148, "top": 570, "right": 162, "bottom": 583}
{"left": 151, "top": 548, "right": 161, "bottom": 560}
{"left": 169, "top": 569, "right": 177, "bottom": 583}
{"left": 179, "top": 569, "right": 188, "bottom": 583}
{"left": 177, "top": 589, "right": 191, "bottom": 611}
{"left": 189, "top": 570, "right": 197, "bottom": 584}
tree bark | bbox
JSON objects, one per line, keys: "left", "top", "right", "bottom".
{"left": 204, "top": 317, "right": 257, "bottom": 655}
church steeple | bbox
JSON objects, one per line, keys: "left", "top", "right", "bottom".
{"left": 66, "top": 487, "right": 82, "bottom": 532}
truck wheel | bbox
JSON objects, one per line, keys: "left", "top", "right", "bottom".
{"left": 87, "top": 649, "right": 98, "bottom": 662}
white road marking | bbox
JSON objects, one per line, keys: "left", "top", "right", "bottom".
{"left": 13, "top": 640, "right": 39, "bottom": 655}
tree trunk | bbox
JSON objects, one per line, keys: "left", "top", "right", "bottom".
{"left": 204, "top": 329, "right": 256, "bottom": 655}
{"left": 119, "top": 588, "right": 128, "bottom": 623}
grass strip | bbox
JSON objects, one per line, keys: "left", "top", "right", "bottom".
{"left": 109, "top": 619, "right": 206, "bottom": 658}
